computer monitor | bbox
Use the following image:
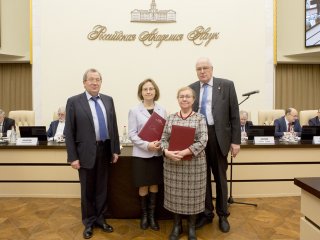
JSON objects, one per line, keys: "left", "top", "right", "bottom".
{"left": 19, "top": 126, "right": 48, "bottom": 142}
{"left": 300, "top": 126, "right": 320, "bottom": 142}
{"left": 247, "top": 125, "right": 275, "bottom": 141}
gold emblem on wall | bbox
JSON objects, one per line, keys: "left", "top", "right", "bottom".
{"left": 131, "top": 0, "right": 176, "bottom": 23}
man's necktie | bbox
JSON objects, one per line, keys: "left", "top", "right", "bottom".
{"left": 92, "top": 96, "right": 108, "bottom": 141}
{"left": 200, "top": 84, "right": 208, "bottom": 118}
{"left": 288, "top": 123, "right": 291, "bottom": 132}
{"left": 241, "top": 125, "right": 245, "bottom": 132}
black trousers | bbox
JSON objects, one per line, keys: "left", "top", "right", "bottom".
{"left": 203, "top": 126, "right": 229, "bottom": 218}
{"left": 78, "top": 140, "right": 111, "bottom": 227}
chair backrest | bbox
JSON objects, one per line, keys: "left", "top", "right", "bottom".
{"left": 299, "top": 110, "right": 318, "bottom": 126}
{"left": 247, "top": 111, "right": 251, "bottom": 121}
{"left": 8, "top": 110, "right": 35, "bottom": 128}
{"left": 258, "top": 109, "right": 285, "bottom": 125}
{"left": 53, "top": 112, "right": 59, "bottom": 121}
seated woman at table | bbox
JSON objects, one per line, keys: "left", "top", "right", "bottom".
{"left": 161, "top": 86, "right": 208, "bottom": 240}
{"left": 128, "top": 78, "right": 167, "bottom": 231}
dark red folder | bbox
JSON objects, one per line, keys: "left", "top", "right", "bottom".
{"left": 168, "top": 125, "right": 196, "bottom": 160}
{"left": 138, "top": 112, "right": 166, "bottom": 142}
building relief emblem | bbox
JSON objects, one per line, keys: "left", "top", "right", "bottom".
{"left": 131, "top": 0, "right": 176, "bottom": 23}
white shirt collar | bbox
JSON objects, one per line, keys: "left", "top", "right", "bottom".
{"left": 200, "top": 78, "right": 213, "bottom": 88}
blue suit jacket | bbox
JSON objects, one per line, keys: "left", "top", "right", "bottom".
{"left": 309, "top": 116, "right": 320, "bottom": 126}
{"left": 274, "top": 116, "right": 302, "bottom": 137}
{"left": 1, "top": 117, "right": 15, "bottom": 136}
{"left": 47, "top": 120, "right": 59, "bottom": 138}
{"left": 242, "top": 121, "right": 253, "bottom": 132}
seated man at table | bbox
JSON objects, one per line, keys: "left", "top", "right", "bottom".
{"left": 274, "top": 107, "right": 301, "bottom": 138}
{"left": 47, "top": 106, "right": 66, "bottom": 141}
{"left": 240, "top": 110, "right": 253, "bottom": 137}
{"left": 0, "top": 109, "right": 15, "bottom": 137}
{"left": 308, "top": 108, "right": 320, "bottom": 126}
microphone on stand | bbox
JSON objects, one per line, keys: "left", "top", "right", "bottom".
{"left": 242, "top": 90, "right": 260, "bottom": 97}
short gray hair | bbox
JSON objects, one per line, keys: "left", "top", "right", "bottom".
{"left": 239, "top": 110, "right": 248, "bottom": 118}
{"left": 83, "top": 68, "right": 102, "bottom": 82}
{"left": 57, "top": 106, "right": 66, "bottom": 113}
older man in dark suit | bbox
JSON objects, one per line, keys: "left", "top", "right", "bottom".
{"left": 240, "top": 110, "right": 253, "bottom": 136}
{"left": 274, "top": 108, "right": 302, "bottom": 138}
{"left": 189, "top": 57, "right": 241, "bottom": 233}
{"left": 0, "top": 109, "right": 15, "bottom": 137}
{"left": 309, "top": 109, "right": 320, "bottom": 126}
{"left": 47, "top": 106, "right": 66, "bottom": 140}
{"left": 65, "top": 68, "right": 120, "bottom": 239}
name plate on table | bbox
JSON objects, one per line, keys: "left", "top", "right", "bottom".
{"left": 313, "top": 136, "right": 320, "bottom": 144}
{"left": 16, "top": 138, "right": 38, "bottom": 146}
{"left": 254, "top": 136, "right": 275, "bottom": 144}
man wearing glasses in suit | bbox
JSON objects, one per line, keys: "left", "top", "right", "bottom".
{"left": 189, "top": 57, "right": 241, "bottom": 233}
{"left": 65, "top": 68, "right": 120, "bottom": 239}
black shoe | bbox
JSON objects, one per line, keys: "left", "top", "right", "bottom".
{"left": 83, "top": 226, "right": 93, "bottom": 239}
{"left": 219, "top": 216, "right": 230, "bottom": 233}
{"left": 195, "top": 216, "right": 213, "bottom": 229}
{"left": 96, "top": 222, "right": 114, "bottom": 233}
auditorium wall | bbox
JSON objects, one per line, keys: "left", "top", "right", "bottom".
{"left": 32, "top": 0, "right": 274, "bottom": 128}
{"left": 0, "top": 0, "right": 30, "bottom": 62}
{"left": 277, "top": 0, "right": 320, "bottom": 63}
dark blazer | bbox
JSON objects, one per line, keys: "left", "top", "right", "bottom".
{"left": 65, "top": 92, "right": 120, "bottom": 169}
{"left": 1, "top": 117, "right": 15, "bottom": 136}
{"left": 274, "top": 116, "right": 302, "bottom": 137}
{"left": 47, "top": 120, "right": 59, "bottom": 138}
{"left": 190, "top": 77, "right": 241, "bottom": 156}
{"left": 242, "top": 121, "right": 253, "bottom": 132}
{"left": 309, "top": 116, "right": 320, "bottom": 126}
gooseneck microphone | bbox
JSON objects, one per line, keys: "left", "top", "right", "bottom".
{"left": 242, "top": 90, "right": 260, "bottom": 97}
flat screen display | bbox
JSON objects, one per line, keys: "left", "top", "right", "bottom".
{"left": 300, "top": 126, "right": 320, "bottom": 141}
{"left": 19, "top": 126, "right": 48, "bottom": 142}
{"left": 247, "top": 125, "right": 275, "bottom": 141}
{"left": 306, "top": 0, "right": 320, "bottom": 47}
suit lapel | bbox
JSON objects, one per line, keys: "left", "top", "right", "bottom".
{"left": 137, "top": 103, "right": 151, "bottom": 118}
{"left": 193, "top": 82, "right": 201, "bottom": 112}
{"left": 100, "top": 95, "right": 114, "bottom": 133}
{"left": 80, "top": 92, "right": 95, "bottom": 128}
{"left": 154, "top": 103, "right": 162, "bottom": 115}
{"left": 212, "top": 77, "right": 221, "bottom": 107}
{"left": 53, "top": 121, "right": 59, "bottom": 135}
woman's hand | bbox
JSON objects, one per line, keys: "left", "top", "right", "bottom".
{"left": 147, "top": 141, "right": 161, "bottom": 152}
{"left": 164, "top": 149, "right": 183, "bottom": 161}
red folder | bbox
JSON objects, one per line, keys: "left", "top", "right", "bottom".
{"left": 168, "top": 125, "right": 196, "bottom": 160}
{"left": 138, "top": 111, "right": 166, "bottom": 142}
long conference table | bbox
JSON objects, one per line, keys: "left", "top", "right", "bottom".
{"left": 0, "top": 141, "right": 319, "bottom": 218}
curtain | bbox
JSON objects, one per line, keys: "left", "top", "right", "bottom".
{"left": 275, "top": 64, "right": 320, "bottom": 111}
{"left": 0, "top": 63, "right": 32, "bottom": 115}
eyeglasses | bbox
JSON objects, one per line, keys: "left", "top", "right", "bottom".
{"left": 196, "top": 66, "right": 212, "bottom": 72}
{"left": 178, "top": 95, "right": 193, "bottom": 99}
{"left": 142, "top": 87, "right": 155, "bottom": 92}
{"left": 86, "top": 78, "right": 101, "bottom": 83}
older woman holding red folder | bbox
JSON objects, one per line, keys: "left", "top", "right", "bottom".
{"left": 161, "top": 86, "right": 208, "bottom": 240}
{"left": 128, "top": 79, "right": 166, "bottom": 231}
